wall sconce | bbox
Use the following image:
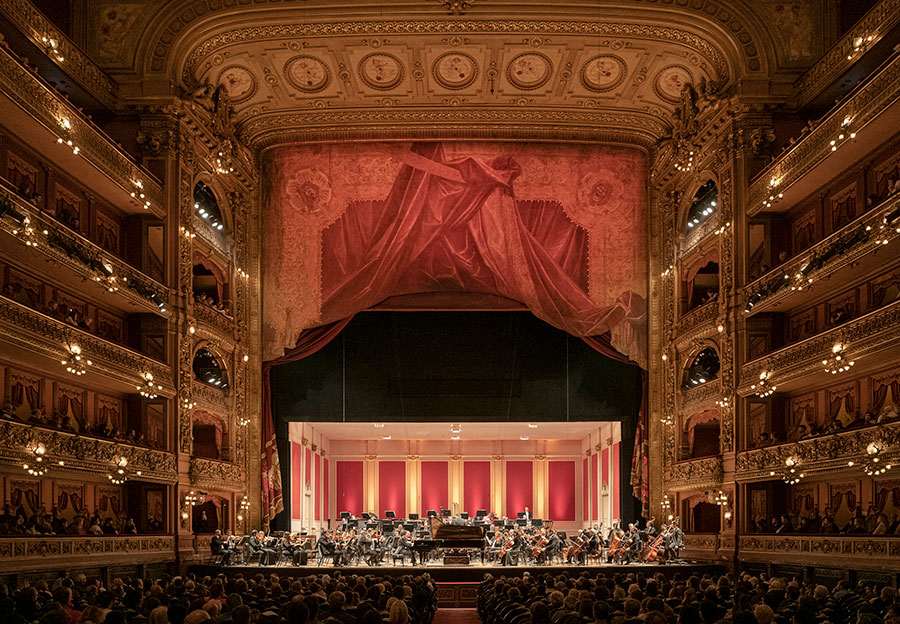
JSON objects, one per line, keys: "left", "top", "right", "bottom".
{"left": 41, "top": 35, "right": 64, "bottom": 61}
{"left": 107, "top": 456, "right": 129, "bottom": 484}
{"left": 858, "top": 441, "right": 892, "bottom": 476}
{"left": 771, "top": 456, "right": 805, "bottom": 484}
{"left": 62, "top": 344, "right": 92, "bottom": 376}
{"left": 237, "top": 495, "right": 250, "bottom": 525}
{"left": 137, "top": 372, "right": 161, "bottom": 399}
{"left": 23, "top": 442, "right": 49, "bottom": 476}
{"left": 822, "top": 342, "right": 855, "bottom": 374}
{"left": 751, "top": 370, "right": 776, "bottom": 397}
{"left": 12, "top": 215, "right": 46, "bottom": 247}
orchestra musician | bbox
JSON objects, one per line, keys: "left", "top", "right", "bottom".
{"left": 664, "top": 517, "right": 684, "bottom": 562}
{"left": 248, "top": 530, "right": 276, "bottom": 566}
{"left": 393, "top": 530, "right": 417, "bottom": 565}
{"left": 210, "top": 529, "right": 234, "bottom": 565}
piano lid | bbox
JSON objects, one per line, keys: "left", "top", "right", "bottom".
{"left": 429, "top": 515, "right": 485, "bottom": 540}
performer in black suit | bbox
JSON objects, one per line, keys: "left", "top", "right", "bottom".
{"left": 393, "top": 530, "right": 417, "bottom": 565}
{"left": 249, "top": 530, "right": 276, "bottom": 566}
{"left": 210, "top": 529, "right": 234, "bottom": 565}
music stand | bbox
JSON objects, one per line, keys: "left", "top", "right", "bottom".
{"left": 517, "top": 512, "right": 525, "bottom": 519}
{"left": 460, "top": 512, "right": 469, "bottom": 520}
{"left": 366, "top": 522, "right": 378, "bottom": 531}
{"left": 476, "top": 509, "right": 487, "bottom": 518}
{"left": 531, "top": 518, "right": 543, "bottom": 527}
{"left": 340, "top": 511, "right": 351, "bottom": 520}
{"left": 385, "top": 511, "right": 396, "bottom": 519}
{"left": 441, "top": 509, "right": 452, "bottom": 517}
{"left": 427, "top": 510, "right": 437, "bottom": 518}
{"left": 403, "top": 523, "right": 416, "bottom": 532}
{"left": 409, "top": 513, "right": 419, "bottom": 520}
{"left": 516, "top": 519, "right": 527, "bottom": 527}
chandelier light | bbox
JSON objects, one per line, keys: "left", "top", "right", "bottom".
{"left": 138, "top": 372, "right": 161, "bottom": 399}
{"left": 855, "top": 441, "right": 893, "bottom": 476}
{"left": 108, "top": 457, "right": 129, "bottom": 484}
{"left": 751, "top": 370, "right": 776, "bottom": 397}
{"left": 770, "top": 456, "right": 805, "bottom": 485}
{"left": 62, "top": 344, "right": 91, "bottom": 376}
{"left": 23, "top": 442, "right": 49, "bottom": 477}
{"left": 822, "top": 342, "right": 855, "bottom": 375}
{"left": 237, "top": 495, "right": 251, "bottom": 523}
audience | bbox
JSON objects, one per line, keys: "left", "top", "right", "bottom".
{"left": 478, "top": 571, "right": 900, "bottom": 624}
{"left": 1, "top": 570, "right": 437, "bottom": 624}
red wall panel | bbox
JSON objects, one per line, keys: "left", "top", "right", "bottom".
{"left": 505, "top": 460, "right": 533, "bottom": 518}
{"left": 379, "top": 461, "right": 406, "bottom": 518}
{"left": 314, "top": 452, "right": 321, "bottom": 521}
{"left": 463, "top": 461, "right": 491, "bottom": 517}
{"left": 548, "top": 460, "right": 576, "bottom": 522}
{"left": 291, "top": 442, "right": 303, "bottom": 519}
{"left": 583, "top": 458, "right": 589, "bottom": 522}
{"left": 612, "top": 442, "right": 620, "bottom": 519}
{"left": 324, "top": 458, "right": 329, "bottom": 520}
{"left": 336, "top": 460, "right": 363, "bottom": 516}
{"left": 421, "top": 461, "right": 448, "bottom": 516}
{"left": 591, "top": 453, "right": 599, "bottom": 521}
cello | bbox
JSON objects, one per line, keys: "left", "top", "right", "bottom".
{"left": 643, "top": 526, "right": 668, "bottom": 562}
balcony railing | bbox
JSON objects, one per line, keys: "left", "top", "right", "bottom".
{"left": 677, "top": 301, "right": 718, "bottom": 337}
{"left": 0, "top": 190, "right": 170, "bottom": 316}
{"left": 738, "top": 534, "right": 900, "bottom": 571}
{"left": 664, "top": 455, "right": 723, "bottom": 492}
{"left": 743, "top": 195, "right": 900, "bottom": 315}
{"left": 0, "top": 0, "right": 118, "bottom": 109}
{"left": 194, "top": 300, "right": 236, "bottom": 343}
{"left": 681, "top": 379, "right": 721, "bottom": 409}
{"left": 0, "top": 43, "right": 164, "bottom": 216}
{"left": 0, "top": 296, "right": 173, "bottom": 393}
{"left": 0, "top": 535, "right": 175, "bottom": 573}
{"left": 189, "top": 457, "right": 246, "bottom": 491}
{"left": 749, "top": 53, "right": 900, "bottom": 215}
{"left": 739, "top": 297, "right": 900, "bottom": 394}
{"left": 735, "top": 420, "right": 900, "bottom": 481}
{"left": 0, "top": 419, "right": 176, "bottom": 482}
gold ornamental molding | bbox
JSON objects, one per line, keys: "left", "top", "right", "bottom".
{"left": 680, "top": 378, "right": 721, "bottom": 410}
{"left": 0, "top": 536, "right": 176, "bottom": 573}
{"left": 682, "top": 533, "right": 719, "bottom": 551}
{"left": 0, "top": 297, "right": 174, "bottom": 394}
{"left": 189, "top": 457, "right": 247, "bottom": 492}
{"left": 675, "top": 303, "right": 719, "bottom": 347}
{"left": 0, "top": 188, "right": 170, "bottom": 318}
{"left": 794, "top": 0, "right": 900, "bottom": 109}
{"left": 743, "top": 194, "right": 900, "bottom": 316}
{"left": 194, "top": 304, "right": 237, "bottom": 350}
{"left": 246, "top": 107, "right": 667, "bottom": 151}
{"left": 191, "top": 381, "right": 230, "bottom": 412}
{"left": 191, "top": 213, "right": 233, "bottom": 258}
{"left": 749, "top": 53, "right": 900, "bottom": 214}
{"left": 178, "top": 19, "right": 733, "bottom": 86}
{"left": 0, "top": 0, "right": 118, "bottom": 109}
{"left": 739, "top": 535, "right": 900, "bottom": 571}
{"left": 663, "top": 455, "right": 723, "bottom": 492}
{"left": 735, "top": 422, "right": 900, "bottom": 481}
{"left": 0, "top": 45, "right": 165, "bottom": 217}
{"left": 681, "top": 211, "right": 723, "bottom": 255}
{"left": 739, "top": 298, "right": 900, "bottom": 395}
{"left": 0, "top": 420, "right": 177, "bottom": 483}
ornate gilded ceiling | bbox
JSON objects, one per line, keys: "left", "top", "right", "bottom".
{"left": 87, "top": 0, "right": 829, "bottom": 149}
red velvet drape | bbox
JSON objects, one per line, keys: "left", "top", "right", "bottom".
{"left": 260, "top": 318, "right": 352, "bottom": 522}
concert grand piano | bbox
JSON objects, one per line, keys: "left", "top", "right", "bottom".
{"left": 412, "top": 516, "right": 486, "bottom": 564}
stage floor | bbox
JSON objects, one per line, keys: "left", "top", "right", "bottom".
{"left": 190, "top": 560, "right": 721, "bottom": 584}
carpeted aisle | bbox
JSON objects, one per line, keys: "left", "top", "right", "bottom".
{"left": 434, "top": 608, "right": 481, "bottom": 624}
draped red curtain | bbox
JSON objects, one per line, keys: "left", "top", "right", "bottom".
{"left": 260, "top": 318, "right": 352, "bottom": 522}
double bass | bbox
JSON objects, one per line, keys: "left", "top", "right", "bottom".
{"left": 644, "top": 527, "right": 669, "bottom": 562}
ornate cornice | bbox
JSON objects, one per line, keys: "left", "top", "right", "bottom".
{"left": 0, "top": 420, "right": 176, "bottom": 483}
{"left": 739, "top": 535, "right": 900, "bottom": 570}
{"left": 682, "top": 533, "right": 719, "bottom": 551}
{"left": 0, "top": 297, "right": 173, "bottom": 394}
{"left": 0, "top": 0, "right": 118, "bottom": 109}
{"left": 177, "top": 18, "right": 733, "bottom": 85}
{"left": 681, "top": 378, "right": 721, "bottom": 410}
{"left": 794, "top": 0, "right": 900, "bottom": 109}
{"left": 681, "top": 212, "right": 722, "bottom": 256}
{"left": 739, "top": 298, "right": 900, "bottom": 394}
{"left": 192, "top": 382, "right": 230, "bottom": 412}
{"left": 189, "top": 457, "right": 246, "bottom": 491}
{"left": 743, "top": 195, "right": 900, "bottom": 315}
{"left": 664, "top": 455, "right": 723, "bottom": 492}
{"left": 0, "top": 45, "right": 165, "bottom": 217}
{"left": 246, "top": 108, "right": 667, "bottom": 151}
{"left": 191, "top": 214, "right": 233, "bottom": 258}
{"left": 749, "top": 54, "right": 900, "bottom": 214}
{"left": 675, "top": 303, "right": 719, "bottom": 345}
{"left": 0, "top": 536, "right": 175, "bottom": 572}
{"left": 0, "top": 191, "right": 170, "bottom": 317}
{"left": 195, "top": 303, "right": 237, "bottom": 349}
{"left": 735, "top": 422, "right": 900, "bottom": 481}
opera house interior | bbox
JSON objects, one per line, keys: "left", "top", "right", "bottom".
{"left": 1, "top": 0, "right": 900, "bottom": 623}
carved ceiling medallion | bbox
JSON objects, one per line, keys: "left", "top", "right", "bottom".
{"left": 581, "top": 55, "right": 627, "bottom": 92}
{"left": 432, "top": 51, "right": 479, "bottom": 89}
{"left": 217, "top": 65, "right": 257, "bottom": 103}
{"left": 654, "top": 64, "right": 694, "bottom": 102}
{"left": 358, "top": 52, "right": 404, "bottom": 90}
{"left": 284, "top": 55, "right": 330, "bottom": 92}
{"left": 507, "top": 52, "right": 553, "bottom": 90}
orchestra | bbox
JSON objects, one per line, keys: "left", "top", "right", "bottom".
{"left": 211, "top": 513, "right": 685, "bottom": 568}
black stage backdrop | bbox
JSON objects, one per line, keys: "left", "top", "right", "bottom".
{"left": 270, "top": 311, "right": 642, "bottom": 527}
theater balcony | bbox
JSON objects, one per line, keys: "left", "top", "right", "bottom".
{"left": 0, "top": 43, "right": 164, "bottom": 217}
{"left": 664, "top": 456, "right": 724, "bottom": 493}
{"left": 0, "top": 535, "right": 175, "bottom": 575}
{"left": 738, "top": 534, "right": 900, "bottom": 574}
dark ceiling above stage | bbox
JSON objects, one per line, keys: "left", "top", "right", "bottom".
{"left": 270, "top": 311, "right": 641, "bottom": 424}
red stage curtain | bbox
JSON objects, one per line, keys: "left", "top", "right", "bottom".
{"left": 291, "top": 442, "right": 302, "bottom": 520}
{"left": 613, "top": 443, "right": 621, "bottom": 520}
{"left": 314, "top": 453, "right": 321, "bottom": 521}
{"left": 421, "top": 461, "right": 449, "bottom": 516}
{"left": 323, "top": 458, "right": 329, "bottom": 521}
{"left": 260, "top": 318, "right": 352, "bottom": 522}
{"left": 336, "top": 460, "right": 364, "bottom": 516}
{"left": 379, "top": 461, "right": 406, "bottom": 518}
{"left": 548, "top": 461, "right": 576, "bottom": 522}
{"left": 506, "top": 460, "right": 533, "bottom": 518}
{"left": 591, "top": 453, "right": 599, "bottom": 521}
{"left": 582, "top": 458, "right": 589, "bottom": 522}
{"left": 464, "top": 461, "right": 491, "bottom": 517}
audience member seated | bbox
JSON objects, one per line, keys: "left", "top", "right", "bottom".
{"left": 2, "top": 569, "right": 438, "bottom": 624}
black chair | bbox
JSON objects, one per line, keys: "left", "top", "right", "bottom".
{"left": 316, "top": 541, "right": 333, "bottom": 567}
